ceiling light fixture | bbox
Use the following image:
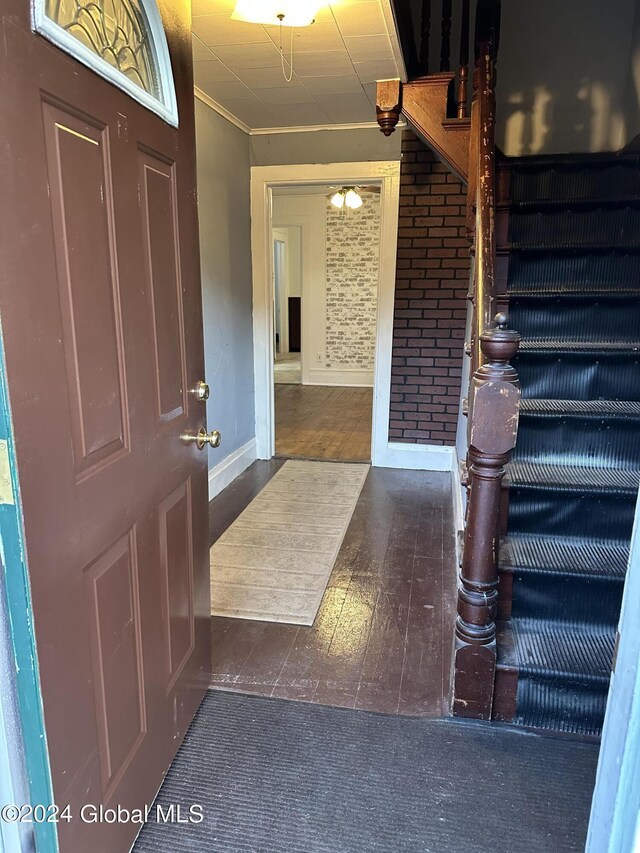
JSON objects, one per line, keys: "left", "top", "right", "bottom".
{"left": 330, "top": 187, "right": 364, "bottom": 211}
{"left": 231, "top": 1, "right": 325, "bottom": 27}
{"left": 231, "top": 1, "right": 327, "bottom": 82}
{"left": 345, "top": 188, "right": 363, "bottom": 209}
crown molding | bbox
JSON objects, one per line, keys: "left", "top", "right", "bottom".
{"left": 250, "top": 119, "right": 407, "bottom": 136}
{"left": 194, "top": 86, "right": 251, "bottom": 134}
{"left": 194, "top": 88, "right": 406, "bottom": 137}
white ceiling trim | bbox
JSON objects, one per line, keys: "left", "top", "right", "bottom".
{"left": 380, "top": 0, "right": 408, "bottom": 83}
{"left": 194, "top": 86, "right": 251, "bottom": 133}
{"left": 250, "top": 119, "right": 406, "bottom": 136}
{"left": 194, "top": 85, "right": 406, "bottom": 136}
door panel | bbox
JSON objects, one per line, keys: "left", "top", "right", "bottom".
{"left": 42, "top": 101, "right": 131, "bottom": 475}
{"left": 139, "top": 150, "right": 188, "bottom": 425}
{"left": 85, "top": 529, "right": 146, "bottom": 798}
{"left": 0, "top": 2, "right": 210, "bottom": 850}
{"left": 159, "top": 480, "right": 195, "bottom": 690}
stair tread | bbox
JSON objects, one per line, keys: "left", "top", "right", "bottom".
{"left": 519, "top": 398, "right": 640, "bottom": 417}
{"left": 500, "top": 533, "right": 629, "bottom": 578}
{"left": 510, "top": 196, "right": 640, "bottom": 209}
{"left": 509, "top": 286, "right": 640, "bottom": 297}
{"left": 510, "top": 619, "right": 614, "bottom": 683}
{"left": 510, "top": 240, "right": 640, "bottom": 250}
{"left": 508, "top": 460, "right": 640, "bottom": 492}
{"left": 518, "top": 339, "right": 640, "bottom": 353}
{"left": 506, "top": 152, "right": 640, "bottom": 168}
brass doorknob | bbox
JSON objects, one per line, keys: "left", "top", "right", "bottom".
{"left": 181, "top": 427, "right": 221, "bottom": 450}
{"left": 191, "top": 380, "right": 210, "bottom": 401}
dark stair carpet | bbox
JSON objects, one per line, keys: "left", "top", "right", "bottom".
{"left": 133, "top": 690, "right": 598, "bottom": 853}
{"left": 498, "top": 152, "right": 640, "bottom": 736}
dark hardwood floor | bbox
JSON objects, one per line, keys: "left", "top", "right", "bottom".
{"left": 209, "top": 460, "right": 457, "bottom": 716}
{"left": 275, "top": 385, "right": 373, "bottom": 461}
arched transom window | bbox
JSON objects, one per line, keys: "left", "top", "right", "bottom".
{"left": 33, "top": 0, "right": 178, "bottom": 126}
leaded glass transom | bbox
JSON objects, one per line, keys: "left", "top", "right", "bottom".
{"left": 33, "top": 0, "right": 178, "bottom": 126}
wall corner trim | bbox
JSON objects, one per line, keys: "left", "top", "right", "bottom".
{"left": 373, "top": 441, "right": 455, "bottom": 472}
{"left": 194, "top": 86, "right": 251, "bottom": 135}
{"left": 208, "top": 438, "right": 257, "bottom": 501}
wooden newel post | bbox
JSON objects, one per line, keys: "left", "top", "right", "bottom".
{"left": 376, "top": 80, "right": 402, "bottom": 136}
{"left": 453, "top": 312, "right": 520, "bottom": 719}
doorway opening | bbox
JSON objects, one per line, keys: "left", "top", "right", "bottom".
{"left": 272, "top": 226, "right": 302, "bottom": 385}
{"left": 271, "top": 183, "right": 380, "bottom": 462}
{"left": 250, "top": 162, "right": 401, "bottom": 467}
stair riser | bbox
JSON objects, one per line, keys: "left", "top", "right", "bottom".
{"left": 513, "top": 414, "right": 640, "bottom": 469}
{"left": 515, "top": 675, "right": 609, "bottom": 736}
{"left": 509, "top": 206, "right": 640, "bottom": 248}
{"left": 508, "top": 486, "right": 637, "bottom": 541}
{"left": 511, "top": 162, "right": 640, "bottom": 206}
{"left": 510, "top": 573, "right": 624, "bottom": 627}
{"left": 514, "top": 352, "right": 640, "bottom": 400}
{"left": 507, "top": 252, "right": 640, "bottom": 294}
{"left": 509, "top": 297, "right": 640, "bottom": 342}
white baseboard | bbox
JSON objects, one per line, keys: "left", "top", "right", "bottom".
{"left": 208, "top": 438, "right": 257, "bottom": 501}
{"left": 306, "top": 367, "right": 374, "bottom": 387}
{"left": 373, "top": 441, "right": 455, "bottom": 471}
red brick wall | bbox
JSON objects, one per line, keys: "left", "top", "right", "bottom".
{"left": 389, "top": 130, "right": 470, "bottom": 446}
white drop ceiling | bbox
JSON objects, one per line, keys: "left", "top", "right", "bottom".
{"left": 191, "top": 0, "right": 403, "bottom": 131}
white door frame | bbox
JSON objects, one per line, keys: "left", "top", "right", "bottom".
{"left": 586, "top": 488, "right": 640, "bottom": 853}
{"left": 272, "top": 228, "right": 290, "bottom": 355}
{"left": 250, "top": 161, "right": 401, "bottom": 463}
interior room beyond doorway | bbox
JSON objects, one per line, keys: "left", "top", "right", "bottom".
{"left": 271, "top": 183, "right": 380, "bottom": 462}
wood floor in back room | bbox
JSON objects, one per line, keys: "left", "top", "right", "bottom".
{"left": 275, "top": 384, "right": 373, "bottom": 461}
{"left": 209, "top": 460, "right": 457, "bottom": 716}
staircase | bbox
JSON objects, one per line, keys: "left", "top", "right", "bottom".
{"left": 494, "top": 153, "right": 640, "bottom": 736}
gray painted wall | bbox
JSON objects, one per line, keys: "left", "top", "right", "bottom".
{"left": 250, "top": 126, "right": 402, "bottom": 165}
{"left": 195, "top": 99, "right": 255, "bottom": 470}
{"left": 496, "top": 0, "right": 638, "bottom": 155}
{"left": 623, "top": 1, "right": 640, "bottom": 147}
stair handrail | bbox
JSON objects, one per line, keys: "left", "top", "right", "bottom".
{"left": 470, "top": 0, "right": 501, "bottom": 373}
{"left": 452, "top": 0, "right": 523, "bottom": 719}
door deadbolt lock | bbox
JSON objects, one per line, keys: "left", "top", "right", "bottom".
{"left": 191, "top": 380, "right": 210, "bottom": 402}
{"left": 181, "top": 426, "right": 221, "bottom": 450}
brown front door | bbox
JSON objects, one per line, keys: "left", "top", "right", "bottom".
{"left": 0, "top": 1, "right": 210, "bottom": 850}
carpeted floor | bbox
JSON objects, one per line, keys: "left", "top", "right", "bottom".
{"left": 133, "top": 691, "right": 598, "bottom": 853}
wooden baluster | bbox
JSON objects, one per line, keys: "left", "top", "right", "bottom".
{"left": 440, "top": 0, "right": 452, "bottom": 71}
{"left": 419, "top": 0, "right": 431, "bottom": 75}
{"left": 473, "top": 42, "right": 497, "bottom": 371}
{"left": 457, "top": 0, "right": 470, "bottom": 117}
{"left": 453, "top": 313, "right": 521, "bottom": 719}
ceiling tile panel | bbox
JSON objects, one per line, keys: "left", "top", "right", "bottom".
{"left": 291, "top": 50, "right": 356, "bottom": 77}
{"left": 233, "top": 66, "right": 305, "bottom": 88}
{"left": 353, "top": 59, "right": 399, "bottom": 82}
{"left": 256, "top": 87, "right": 317, "bottom": 105}
{"left": 268, "top": 103, "right": 333, "bottom": 126}
{"left": 192, "top": 14, "right": 271, "bottom": 46}
{"left": 211, "top": 41, "right": 283, "bottom": 67}
{"left": 300, "top": 74, "right": 364, "bottom": 95}
{"left": 192, "top": 0, "right": 401, "bottom": 129}
{"left": 195, "top": 80, "right": 257, "bottom": 100}
{"left": 344, "top": 33, "right": 394, "bottom": 63}
{"left": 194, "top": 58, "right": 240, "bottom": 84}
{"left": 331, "top": 1, "right": 387, "bottom": 37}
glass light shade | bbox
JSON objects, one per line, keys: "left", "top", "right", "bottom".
{"left": 231, "top": 0, "right": 325, "bottom": 26}
{"left": 331, "top": 191, "right": 345, "bottom": 209}
{"left": 345, "top": 189, "right": 363, "bottom": 209}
